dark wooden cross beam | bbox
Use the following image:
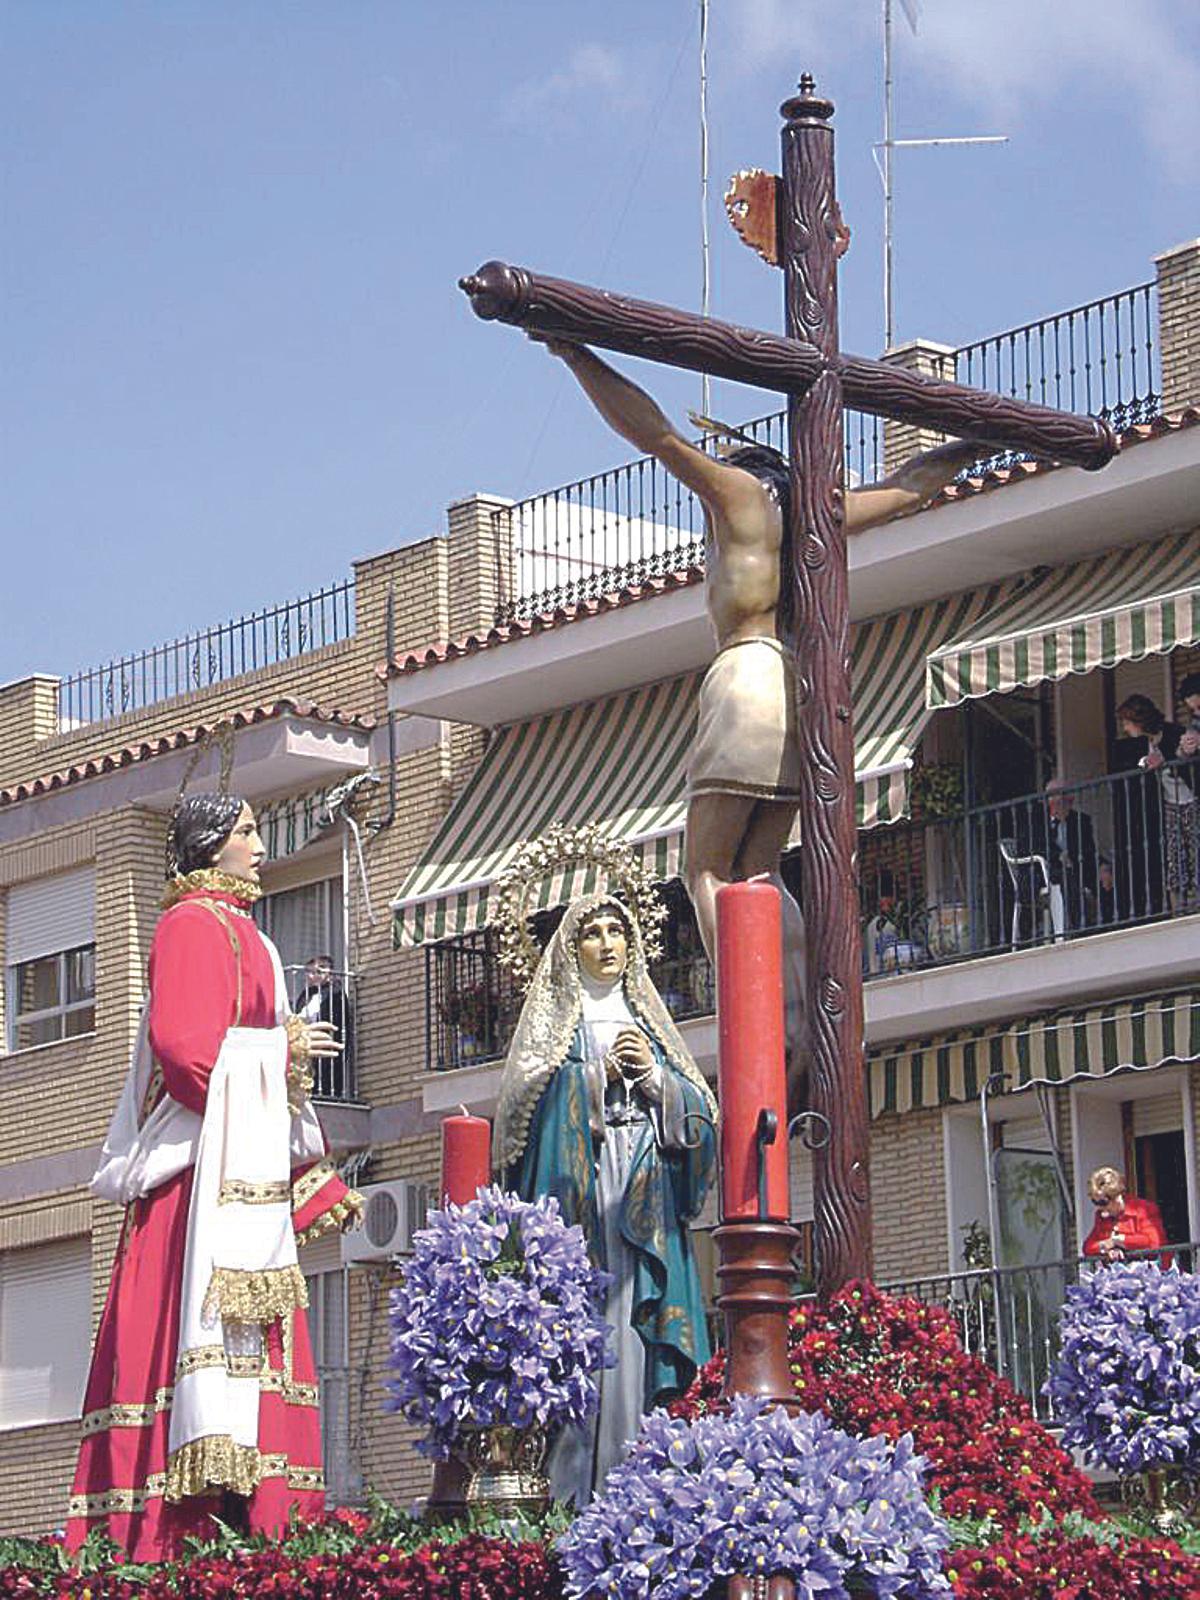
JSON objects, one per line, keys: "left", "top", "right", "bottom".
{"left": 460, "top": 81, "right": 1116, "bottom": 1311}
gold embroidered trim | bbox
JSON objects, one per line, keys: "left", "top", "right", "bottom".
{"left": 292, "top": 1158, "right": 335, "bottom": 1212}
{"left": 176, "top": 1345, "right": 227, "bottom": 1380}
{"left": 218, "top": 1178, "right": 292, "bottom": 1207}
{"left": 68, "top": 1473, "right": 169, "bottom": 1518}
{"left": 165, "top": 1436, "right": 270, "bottom": 1502}
{"left": 226, "top": 1351, "right": 268, "bottom": 1378}
{"left": 284, "top": 1016, "right": 314, "bottom": 1113}
{"left": 295, "top": 1189, "right": 365, "bottom": 1247}
{"left": 257, "top": 1368, "right": 320, "bottom": 1406}
{"left": 202, "top": 1264, "right": 308, "bottom": 1324}
{"left": 81, "top": 1390, "right": 173, "bottom": 1435}
{"left": 161, "top": 869, "right": 263, "bottom": 909}
{"left": 69, "top": 1452, "right": 320, "bottom": 1519}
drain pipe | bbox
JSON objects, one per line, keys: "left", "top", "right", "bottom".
{"left": 981, "top": 1070, "right": 1007, "bottom": 1378}
{"left": 373, "top": 583, "right": 398, "bottom": 834}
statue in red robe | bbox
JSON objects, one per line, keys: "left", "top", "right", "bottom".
{"left": 65, "top": 794, "right": 362, "bottom": 1561}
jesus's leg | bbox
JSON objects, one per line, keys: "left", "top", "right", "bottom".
{"left": 684, "top": 792, "right": 759, "bottom": 963}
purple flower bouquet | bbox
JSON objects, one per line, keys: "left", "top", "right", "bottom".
{"left": 556, "top": 1396, "right": 951, "bottom": 1600}
{"left": 1046, "top": 1260, "right": 1200, "bottom": 1478}
{"left": 386, "top": 1185, "right": 612, "bottom": 1457}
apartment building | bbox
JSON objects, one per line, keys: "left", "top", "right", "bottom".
{"left": 0, "top": 236, "right": 1197, "bottom": 1535}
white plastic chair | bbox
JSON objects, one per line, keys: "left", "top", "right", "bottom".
{"left": 998, "top": 838, "right": 1065, "bottom": 948}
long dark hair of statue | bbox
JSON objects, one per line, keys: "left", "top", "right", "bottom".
{"left": 726, "top": 444, "right": 795, "bottom": 645}
{"left": 168, "top": 793, "right": 246, "bottom": 876}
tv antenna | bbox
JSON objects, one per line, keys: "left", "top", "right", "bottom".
{"left": 878, "top": 0, "right": 1007, "bottom": 349}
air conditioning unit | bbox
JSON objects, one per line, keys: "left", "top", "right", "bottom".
{"left": 341, "top": 1180, "right": 428, "bottom": 1265}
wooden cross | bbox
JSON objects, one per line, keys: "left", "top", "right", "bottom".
{"left": 460, "top": 80, "right": 1115, "bottom": 1310}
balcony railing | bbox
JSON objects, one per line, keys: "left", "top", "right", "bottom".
{"left": 493, "top": 409, "right": 881, "bottom": 625}
{"left": 285, "top": 964, "right": 358, "bottom": 1102}
{"left": 877, "top": 1242, "right": 1196, "bottom": 1424}
{"left": 58, "top": 578, "right": 356, "bottom": 731}
{"left": 492, "top": 280, "right": 1159, "bottom": 624}
{"left": 860, "top": 763, "right": 1198, "bottom": 978}
{"left": 426, "top": 886, "right": 713, "bottom": 1072}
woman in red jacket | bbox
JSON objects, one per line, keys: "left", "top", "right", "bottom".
{"left": 1082, "top": 1165, "right": 1168, "bottom": 1265}
{"left": 66, "top": 794, "right": 362, "bottom": 1560}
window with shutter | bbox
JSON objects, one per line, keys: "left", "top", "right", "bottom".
{"left": 4, "top": 869, "right": 97, "bottom": 1052}
{"left": 0, "top": 1237, "right": 92, "bottom": 1430}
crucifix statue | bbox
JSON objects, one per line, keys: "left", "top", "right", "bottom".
{"left": 460, "top": 79, "right": 1115, "bottom": 1313}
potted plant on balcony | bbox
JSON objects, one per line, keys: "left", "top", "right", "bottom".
{"left": 386, "top": 1186, "right": 612, "bottom": 1515}
{"left": 438, "top": 978, "right": 495, "bottom": 1062}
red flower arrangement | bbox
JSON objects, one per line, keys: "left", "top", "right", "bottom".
{"left": 946, "top": 1529, "right": 1200, "bottom": 1599}
{"left": 0, "top": 1534, "right": 564, "bottom": 1600}
{"left": 673, "top": 1280, "right": 1101, "bottom": 1525}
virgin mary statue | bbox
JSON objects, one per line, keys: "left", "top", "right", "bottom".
{"left": 494, "top": 893, "right": 717, "bottom": 1505}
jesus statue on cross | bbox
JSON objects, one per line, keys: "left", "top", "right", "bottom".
{"left": 536, "top": 336, "right": 978, "bottom": 1074}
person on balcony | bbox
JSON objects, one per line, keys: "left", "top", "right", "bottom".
{"left": 1117, "top": 692, "right": 1197, "bottom": 913}
{"left": 1082, "top": 1165, "right": 1168, "bottom": 1267}
{"left": 1014, "top": 778, "right": 1107, "bottom": 932}
{"left": 494, "top": 894, "right": 718, "bottom": 1506}
{"left": 67, "top": 794, "right": 363, "bottom": 1561}
{"left": 295, "top": 953, "right": 355, "bottom": 1094}
{"left": 534, "top": 337, "right": 979, "bottom": 1092}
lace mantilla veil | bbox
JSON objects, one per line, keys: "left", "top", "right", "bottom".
{"left": 493, "top": 892, "right": 717, "bottom": 1172}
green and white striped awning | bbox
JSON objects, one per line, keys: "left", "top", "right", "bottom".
{"left": 257, "top": 785, "right": 334, "bottom": 860}
{"left": 394, "top": 581, "right": 1013, "bottom": 945}
{"left": 926, "top": 530, "right": 1200, "bottom": 710}
{"left": 393, "top": 673, "right": 698, "bottom": 946}
{"left": 868, "top": 987, "right": 1200, "bottom": 1119}
{"left": 853, "top": 580, "right": 1009, "bottom": 826}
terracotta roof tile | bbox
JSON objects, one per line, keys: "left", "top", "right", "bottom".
{"left": 385, "top": 410, "right": 1198, "bottom": 680}
{"left": 0, "top": 698, "right": 375, "bottom": 808}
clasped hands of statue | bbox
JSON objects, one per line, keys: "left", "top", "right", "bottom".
{"left": 604, "top": 1026, "right": 663, "bottom": 1103}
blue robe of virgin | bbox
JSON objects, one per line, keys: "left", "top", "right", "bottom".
{"left": 509, "top": 1021, "right": 714, "bottom": 1413}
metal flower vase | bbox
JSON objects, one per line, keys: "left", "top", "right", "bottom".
{"left": 457, "top": 1423, "right": 550, "bottom": 1517}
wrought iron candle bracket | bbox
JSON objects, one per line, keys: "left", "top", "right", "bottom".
{"left": 678, "top": 1106, "right": 718, "bottom": 1152}
{"left": 787, "top": 1110, "right": 832, "bottom": 1151}
{"left": 756, "top": 1107, "right": 779, "bottom": 1220}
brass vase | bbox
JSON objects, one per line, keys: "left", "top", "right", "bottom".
{"left": 457, "top": 1424, "right": 550, "bottom": 1517}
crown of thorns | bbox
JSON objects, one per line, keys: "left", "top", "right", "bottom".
{"left": 493, "top": 822, "right": 666, "bottom": 990}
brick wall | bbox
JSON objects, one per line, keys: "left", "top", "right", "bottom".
{"left": 869, "top": 1108, "right": 948, "bottom": 1281}
{"left": 1155, "top": 239, "right": 1200, "bottom": 415}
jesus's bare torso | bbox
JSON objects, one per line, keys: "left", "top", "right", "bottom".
{"left": 703, "top": 483, "right": 784, "bottom": 651}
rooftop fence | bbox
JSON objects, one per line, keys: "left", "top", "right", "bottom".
{"left": 57, "top": 578, "right": 356, "bottom": 731}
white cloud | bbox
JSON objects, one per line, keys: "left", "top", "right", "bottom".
{"left": 503, "top": 43, "right": 643, "bottom": 128}
{"left": 723, "top": 0, "right": 1199, "bottom": 184}
{"left": 908, "top": 0, "right": 1199, "bottom": 182}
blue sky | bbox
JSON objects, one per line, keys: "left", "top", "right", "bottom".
{"left": 3, "top": 1, "right": 1198, "bottom": 686}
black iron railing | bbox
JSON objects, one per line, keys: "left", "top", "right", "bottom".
{"left": 877, "top": 1243, "right": 1196, "bottom": 1423}
{"left": 860, "top": 762, "right": 1198, "bottom": 976}
{"left": 492, "top": 410, "right": 881, "bottom": 625}
{"left": 492, "top": 280, "right": 1160, "bottom": 623}
{"left": 285, "top": 964, "right": 359, "bottom": 1102}
{"left": 426, "top": 763, "right": 1197, "bottom": 1070}
{"left": 58, "top": 579, "right": 356, "bottom": 730}
{"left": 426, "top": 886, "right": 714, "bottom": 1071}
{"left": 955, "top": 281, "right": 1159, "bottom": 454}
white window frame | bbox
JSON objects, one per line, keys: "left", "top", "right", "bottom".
{"left": 5, "top": 942, "right": 96, "bottom": 1054}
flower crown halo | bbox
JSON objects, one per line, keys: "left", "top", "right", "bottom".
{"left": 493, "top": 822, "right": 665, "bottom": 990}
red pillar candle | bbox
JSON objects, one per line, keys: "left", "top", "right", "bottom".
{"left": 440, "top": 1108, "right": 491, "bottom": 1207}
{"left": 717, "top": 880, "right": 789, "bottom": 1221}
